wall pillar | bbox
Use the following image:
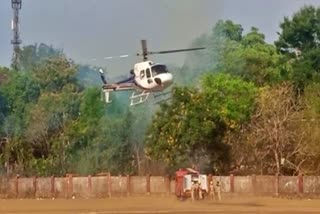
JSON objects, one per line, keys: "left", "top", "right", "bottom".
{"left": 298, "top": 174, "right": 304, "bottom": 194}
{"left": 252, "top": 174, "right": 257, "bottom": 196}
{"left": 33, "top": 176, "right": 37, "bottom": 198}
{"left": 126, "top": 175, "right": 131, "bottom": 196}
{"left": 88, "top": 175, "right": 92, "bottom": 198}
{"left": 51, "top": 176, "right": 55, "bottom": 199}
{"left": 230, "top": 174, "right": 234, "bottom": 193}
{"left": 107, "top": 173, "right": 112, "bottom": 198}
{"left": 146, "top": 174, "right": 151, "bottom": 195}
{"left": 165, "top": 175, "right": 171, "bottom": 195}
{"left": 275, "top": 173, "right": 279, "bottom": 197}
{"left": 67, "top": 174, "right": 73, "bottom": 198}
{"left": 15, "top": 175, "right": 19, "bottom": 198}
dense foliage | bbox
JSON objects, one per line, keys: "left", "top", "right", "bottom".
{"left": 147, "top": 6, "right": 320, "bottom": 175}
{"left": 0, "top": 46, "right": 153, "bottom": 176}
{"left": 1, "top": 5, "right": 320, "bottom": 176}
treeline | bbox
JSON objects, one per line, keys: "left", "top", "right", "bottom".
{"left": 146, "top": 5, "right": 320, "bottom": 175}
{"left": 0, "top": 44, "right": 160, "bottom": 177}
{"left": 1, "top": 5, "right": 320, "bottom": 177}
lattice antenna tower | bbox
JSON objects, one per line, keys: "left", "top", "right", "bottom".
{"left": 11, "top": 0, "right": 22, "bottom": 70}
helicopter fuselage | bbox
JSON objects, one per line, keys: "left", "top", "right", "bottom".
{"left": 133, "top": 61, "right": 173, "bottom": 92}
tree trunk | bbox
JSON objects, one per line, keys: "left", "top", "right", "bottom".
{"left": 134, "top": 145, "right": 141, "bottom": 175}
{"left": 274, "top": 150, "right": 280, "bottom": 174}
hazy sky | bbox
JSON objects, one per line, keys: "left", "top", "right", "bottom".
{"left": 1, "top": 0, "right": 320, "bottom": 73}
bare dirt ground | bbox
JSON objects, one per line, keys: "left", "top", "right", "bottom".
{"left": 0, "top": 196, "right": 320, "bottom": 214}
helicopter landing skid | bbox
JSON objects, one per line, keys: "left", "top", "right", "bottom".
{"left": 130, "top": 91, "right": 150, "bottom": 106}
{"left": 103, "top": 90, "right": 112, "bottom": 104}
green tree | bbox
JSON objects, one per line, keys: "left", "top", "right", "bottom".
{"left": 275, "top": 6, "right": 320, "bottom": 53}
{"left": 32, "top": 57, "right": 78, "bottom": 93}
{"left": 201, "top": 73, "right": 257, "bottom": 126}
{"left": 0, "top": 69, "right": 40, "bottom": 175}
{"left": 275, "top": 5, "right": 320, "bottom": 88}
{"left": 218, "top": 27, "right": 282, "bottom": 86}
{"left": 183, "top": 21, "right": 283, "bottom": 87}
{"left": 145, "top": 73, "right": 257, "bottom": 173}
{"left": 213, "top": 20, "right": 243, "bottom": 42}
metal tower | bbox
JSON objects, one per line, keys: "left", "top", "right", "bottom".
{"left": 11, "top": 0, "right": 22, "bottom": 70}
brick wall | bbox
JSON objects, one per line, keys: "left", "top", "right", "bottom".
{"left": 0, "top": 174, "right": 318, "bottom": 198}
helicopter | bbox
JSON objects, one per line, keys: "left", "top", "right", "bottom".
{"left": 99, "top": 40, "right": 205, "bottom": 106}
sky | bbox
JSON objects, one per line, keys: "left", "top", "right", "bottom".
{"left": 1, "top": 0, "right": 320, "bottom": 75}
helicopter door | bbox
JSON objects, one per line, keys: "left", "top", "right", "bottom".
{"left": 146, "top": 68, "right": 153, "bottom": 84}
{"left": 139, "top": 69, "right": 149, "bottom": 88}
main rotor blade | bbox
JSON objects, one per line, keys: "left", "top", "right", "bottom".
{"left": 149, "top": 47, "right": 205, "bottom": 55}
{"left": 103, "top": 54, "right": 130, "bottom": 60}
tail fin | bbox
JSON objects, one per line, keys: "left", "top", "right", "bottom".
{"left": 99, "top": 68, "right": 107, "bottom": 84}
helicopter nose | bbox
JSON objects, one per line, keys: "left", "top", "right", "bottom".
{"left": 164, "top": 73, "right": 173, "bottom": 85}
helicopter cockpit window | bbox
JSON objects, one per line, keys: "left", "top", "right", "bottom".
{"left": 146, "top": 68, "right": 151, "bottom": 78}
{"left": 140, "top": 70, "right": 145, "bottom": 79}
{"left": 151, "top": 64, "right": 168, "bottom": 76}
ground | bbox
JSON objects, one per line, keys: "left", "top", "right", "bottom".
{"left": 0, "top": 196, "right": 320, "bottom": 214}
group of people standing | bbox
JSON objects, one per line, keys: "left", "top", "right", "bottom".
{"left": 209, "top": 180, "right": 221, "bottom": 201}
{"left": 190, "top": 180, "right": 203, "bottom": 200}
{"left": 190, "top": 179, "right": 221, "bottom": 201}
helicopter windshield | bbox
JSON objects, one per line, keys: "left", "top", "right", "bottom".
{"left": 151, "top": 64, "right": 168, "bottom": 76}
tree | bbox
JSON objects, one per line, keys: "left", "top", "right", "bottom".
{"left": 146, "top": 86, "right": 226, "bottom": 172}
{"left": 25, "top": 56, "right": 80, "bottom": 147}
{"left": 0, "top": 67, "right": 10, "bottom": 129}
{"left": 201, "top": 73, "right": 257, "bottom": 126}
{"left": 212, "top": 20, "right": 243, "bottom": 42}
{"left": 276, "top": 6, "right": 320, "bottom": 54}
{"left": 145, "top": 73, "right": 257, "bottom": 173}
{"left": 19, "top": 43, "right": 63, "bottom": 71}
{"left": 294, "top": 83, "right": 320, "bottom": 174}
{"left": 275, "top": 5, "right": 320, "bottom": 88}
{"left": 0, "top": 69, "right": 38, "bottom": 175}
{"left": 217, "top": 27, "right": 282, "bottom": 86}
{"left": 0, "top": 72, "right": 40, "bottom": 140}
{"left": 31, "top": 57, "right": 78, "bottom": 93}
{"left": 183, "top": 21, "right": 283, "bottom": 87}
{"left": 0, "top": 54, "right": 85, "bottom": 176}
{"left": 243, "top": 83, "right": 305, "bottom": 175}
{"left": 1, "top": 43, "right": 158, "bottom": 176}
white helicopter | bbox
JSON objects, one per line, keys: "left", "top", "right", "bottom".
{"left": 99, "top": 40, "right": 204, "bottom": 106}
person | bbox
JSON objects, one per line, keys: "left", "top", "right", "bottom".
{"left": 215, "top": 181, "right": 221, "bottom": 201}
{"left": 209, "top": 180, "right": 215, "bottom": 200}
{"left": 190, "top": 180, "right": 197, "bottom": 202}
{"left": 198, "top": 181, "right": 204, "bottom": 199}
